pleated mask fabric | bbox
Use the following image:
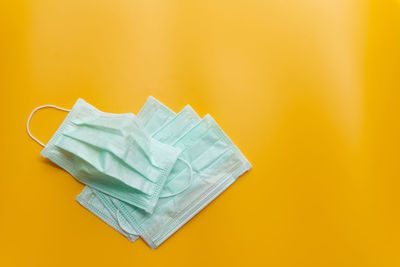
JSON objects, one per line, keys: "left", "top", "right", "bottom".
{"left": 40, "top": 98, "right": 181, "bottom": 213}
{"left": 88, "top": 103, "right": 201, "bottom": 239}
{"left": 77, "top": 96, "right": 177, "bottom": 239}
{"left": 28, "top": 96, "right": 252, "bottom": 249}
{"left": 136, "top": 96, "right": 177, "bottom": 135}
{"left": 113, "top": 114, "right": 252, "bottom": 249}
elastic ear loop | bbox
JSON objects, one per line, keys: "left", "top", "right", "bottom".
{"left": 27, "top": 105, "right": 70, "bottom": 147}
{"left": 116, "top": 209, "right": 138, "bottom": 236}
{"left": 116, "top": 157, "right": 194, "bottom": 235}
{"left": 159, "top": 157, "right": 193, "bottom": 198}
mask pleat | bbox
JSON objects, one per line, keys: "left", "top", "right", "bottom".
{"left": 181, "top": 129, "right": 221, "bottom": 163}
{"left": 67, "top": 98, "right": 251, "bottom": 248}
{"left": 143, "top": 108, "right": 174, "bottom": 134}
{"left": 42, "top": 98, "right": 181, "bottom": 213}
{"left": 142, "top": 149, "right": 241, "bottom": 240}
{"left": 145, "top": 139, "right": 233, "bottom": 215}
{"left": 137, "top": 96, "right": 175, "bottom": 134}
{"left": 125, "top": 117, "right": 250, "bottom": 244}
{"left": 190, "top": 139, "right": 231, "bottom": 172}
{"left": 173, "top": 116, "right": 214, "bottom": 149}
{"left": 153, "top": 107, "right": 199, "bottom": 145}
{"left": 62, "top": 126, "right": 162, "bottom": 183}
{"left": 55, "top": 135, "right": 157, "bottom": 195}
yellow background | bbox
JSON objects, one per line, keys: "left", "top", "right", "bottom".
{"left": 1, "top": 0, "right": 399, "bottom": 266}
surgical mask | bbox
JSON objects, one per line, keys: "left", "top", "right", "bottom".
{"left": 114, "top": 114, "right": 252, "bottom": 249}
{"left": 27, "top": 98, "right": 182, "bottom": 213}
{"left": 83, "top": 102, "right": 201, "bottom": 239}
{"left": 77, "top": 96, "right": 178, "bottom": 239}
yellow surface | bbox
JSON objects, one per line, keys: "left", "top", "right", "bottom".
{"left": 1, "top": 0, "right": 399, "bottom": 266}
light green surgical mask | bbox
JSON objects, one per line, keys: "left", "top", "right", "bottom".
{"left": 114, "top": 114, "right": 252, "bottom": 249}
{"left": 27, "top": 98, "right": 182, "bottom": 213}
{"left": 78, "top": 101, "right": 251, "bottom": 249}
{"left": 77, "top": 96, "right": 178, "bottom": 239}
{"left": 83, "top": 102, "right": 201, "bottom": 239}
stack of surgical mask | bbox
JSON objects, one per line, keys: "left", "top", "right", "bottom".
{"left": 27, "top": 96, "right": 252, "bottom": 249}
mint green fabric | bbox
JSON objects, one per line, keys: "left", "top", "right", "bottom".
{"left": 77, "top": 96, "right": 177, "bottom": 239}
{"left": 113, "top": 115, "right": 252, "bottom": 249}
{"left": 137, "top": 96, "right": 177, "bottom": 134}
{"left": 74, "top": 97, "right": 252, "bottom": 249}
{"left": 41, "top": 98, "right": 181, "bottom": 213}
{"left": 80, "top": 103, "right": 201, "bottom": 240}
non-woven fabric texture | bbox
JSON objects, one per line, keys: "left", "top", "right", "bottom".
{"left": 85, "top": 103, "right": 201, "bottom": 240}
{"left": 109, "top": 114, "right": 252, "bottom": 249}
{"left": 77, "top": 96, "right": 177, "bottom": 239}
{"left": 76, "top": 97, "right": 252, "bottom": 249}
{"left": 42, "top": 98, "right": 181, "bottom": 213}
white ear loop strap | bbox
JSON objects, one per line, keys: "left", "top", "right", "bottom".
{"left": 27, "top": 105, "right": 70, "bottom": 147}
{"left": 116, "top": 209, "right": 137, "bottom": 236}
{"left": 160, "top": 157, "right": 193, "bottom": 198}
